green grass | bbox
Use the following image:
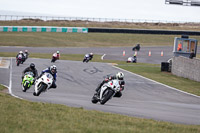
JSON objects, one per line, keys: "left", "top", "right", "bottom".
{"left": 1, "top": 32, "right": 200, "bottom": 47}
{"left": 0, "top": 32, "right": 181, "bottom": 47}
{"left": 0, "top": 84, "right": 6, "bottom": 91}
{"left": 0, "top": 85, "right": 200, "bottom": 133}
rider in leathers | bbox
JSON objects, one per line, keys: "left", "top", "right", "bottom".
{"left": 22, "top": 63, "right": 38, "bottom": 83}
{"left": 39, "top": 65, "right": 57, "bottom": 89}
{"left": 95, "top": 72, "right": 125, "bottom": 98}
{"left": 16, "top": 51, "right": 25, "bottom": 63}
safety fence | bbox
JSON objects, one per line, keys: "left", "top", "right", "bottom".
{"left": 0, "top": 26, "right": 88, "bottom": 33}
{"left": 0, "top": 15, "right": 199, "bottom": 24}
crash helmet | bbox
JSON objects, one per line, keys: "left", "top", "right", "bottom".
{"left": 19, "top": 51, "right": 23, "bottom": 54}
{"left": 30, "top": 63, "right": 35, "bottom": 69}
{"left": 90, "top": 53, "right": 93, "bottom": 56}
{"left": 57, "top": 51, "right": 60, "bottom": 54}
{"left": 50, "top": 65, "right": 57, "bottom": 74}
{"left": 25, "top": 50, "right": 28, "bottom": 53}
{"left": 116, "top": 72, "right": 124, "bottom": 80}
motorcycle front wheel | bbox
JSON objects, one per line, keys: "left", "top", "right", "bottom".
{"left": 100, "top": 89, "right": 114, "bottom": 105}
{"left": 22, "top": 82, "right": 29, "bottom": 92}
{"left": 34, "top": 83, "right": 47, "bottom": 96}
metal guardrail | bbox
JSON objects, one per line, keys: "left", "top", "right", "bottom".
{"left": 0, "top": 15, "right": 199, "bottom": 24}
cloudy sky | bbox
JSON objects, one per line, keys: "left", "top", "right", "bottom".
{"left": 0, "top": 0, "right": 200, "bottom": 22}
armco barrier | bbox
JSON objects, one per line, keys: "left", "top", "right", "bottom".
{"left": 0, "top": 26, "right": 88, "bottom": 33}
{"left": 88, "top": 28, "right": 200, "bottom": 35}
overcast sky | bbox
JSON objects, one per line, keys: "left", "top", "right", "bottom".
{"left": 0, "top": 0, "right": 200, "bottom": 22}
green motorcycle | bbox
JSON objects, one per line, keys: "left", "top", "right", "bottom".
{"left": 22, "top": 72, "right": 34, "bottom": 92}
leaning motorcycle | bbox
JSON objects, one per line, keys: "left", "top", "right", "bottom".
{"left": 91, "top": 79, "right": 122, "bottom": 105}
{"left": 33, "top": 73, "right": 53, "bottom": 96}
{"left": 51, "top": 56, "right": 58, "bottom": 63}
{"left": 23, "top": 53, "right": 28, "bottom": 62}
{"left": 83, "top": 54, "right": 91, "bottom": 63}
{"left": 22, "top": 72, "right": 34, "bottom": 92}
{"left": 16, "top": 54, "right": 23, "bottom": 66}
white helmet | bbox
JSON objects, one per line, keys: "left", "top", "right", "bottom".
{"left": 57, "top": 51, "right": 59, "bottom": 54}
{"left": 90, "top": 53, "right": 93, "bottom": 55}
{"left": 19, "top": 51, "right": 23, "bottom": 54}
{"left": 50, "top": 65, "right": 57, "bottom": 74}
{"left": 116, "top": 72, "right": 124, "bottom": 80}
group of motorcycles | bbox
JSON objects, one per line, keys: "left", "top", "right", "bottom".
{"left": 20, "top": 51, "right": 124, "bottom": 105}
{"left": 22, "top": 71, "right": 54, "bottom": 96}
{"left": 19, "top": 51, "right": 55, "bottom": 96}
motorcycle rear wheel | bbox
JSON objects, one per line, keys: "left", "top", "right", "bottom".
{"left": 91, "top": 95, "right": 98, "bottom": 104}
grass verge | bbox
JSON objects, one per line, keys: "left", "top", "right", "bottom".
{"left": 0, "top": 84, "right": 200, "bottom": 133}
{"left": 1, "top": 32, "right": 200, "bottom": 47}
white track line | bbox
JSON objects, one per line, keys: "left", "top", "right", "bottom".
{"left": 112, "top": 65, "right": 200, "bottom": 99}
{"left": 8, "top": 57, "right": 23, "bottom": 99}
{"left": 101, "top": 54, "right": 106, "bottom": 60}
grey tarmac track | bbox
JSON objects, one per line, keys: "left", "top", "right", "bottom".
{"left": 1, "top": 58, "right": 200, "bottom": 125}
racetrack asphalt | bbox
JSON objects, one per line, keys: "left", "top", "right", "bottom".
{"left": 1, "top": 57, "right": 200, "bottom": 125}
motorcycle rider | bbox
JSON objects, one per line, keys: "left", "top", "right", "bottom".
{"left": 95, "top": 72, "right": 125, "bottom": 98}
{"left": 38, "top": 65, "right": 57, "bottom": 89}
{"left": 132, "top": 53, "right": 137, "bottom": 63}
{"left": 16, "top": 51, "right": 25, "bottom": 64}
{"left": 51, "top": 51, "right": 60, "bottom": 62}
{"left": 132, "top": 44, "right": 140, "bottom": 51}
{"left": 22, "top": 63, "right": 38, "bottom": 84}
{"left": 83, "top": 53, "right": 93, "bottom": 62}
{"left": 127, "top": 53, "right": 137, "bottom": 63}
{"left": 24, "top": 50, "right": 29, "bottom": 61}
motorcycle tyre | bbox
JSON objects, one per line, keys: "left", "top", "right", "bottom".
{"left": 100, "top": 89, "right": 114, "bottom": 105}
{"left": 35, "top": 83, "right": 47, "bottom": 96}
{"left": 22, "top": 82, "right": 29, "bottom": 92}
{"left": 91, "top": 95, "right": 98, "bottom": 104}
{"left": 17, "top": 60, "right": 20, "bottom": 66}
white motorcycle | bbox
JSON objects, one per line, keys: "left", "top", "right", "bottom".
{"left": 91, "top": 79, "right": 123, "bottom": 105}
{"left": 33, "top": 73, "right": 53, "bottom": 96}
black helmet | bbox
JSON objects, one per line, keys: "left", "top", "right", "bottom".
{"left": 30, "top": 63, "right": 35, "bottom": 69}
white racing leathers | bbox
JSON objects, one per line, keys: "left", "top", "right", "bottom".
{"left": 92, "top": 79, "right": 122, "bottom": 105}
{"left": 33, "top": 73, "right": 53, "bottom": 96}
